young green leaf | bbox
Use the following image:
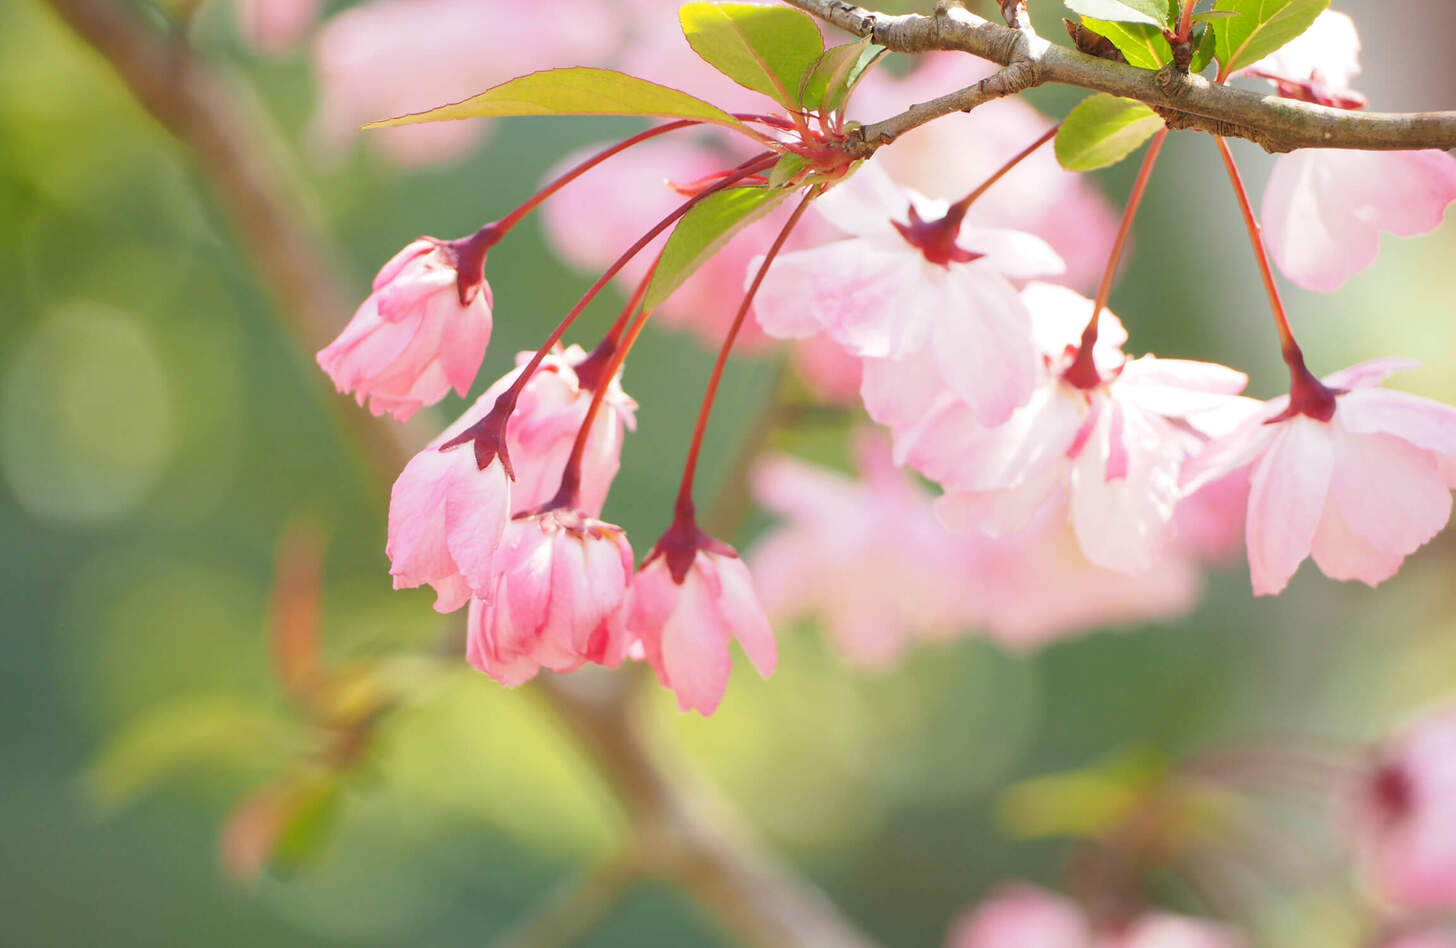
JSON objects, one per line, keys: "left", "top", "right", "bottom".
{"left": 1212, "top": 0, "right": 1329, "bottom": 77}
{"left": 1064, "top": 0, "right": 1171, "bottom": 27}
{"left": 1079, "top": 16, "right": 1173, "bottom": 69}
{"left": 1190, "top": 22, "right": 1217, "bottom": 72}
{"left": 799, "top": 38, "right": 885, "bottom": 115}
{"left": 679, "top": 2, "right": 825, "bottom": 108}
{"left": 364, "top": 67, "right": 752, "bottom": 134}
{"left": 646, "top": 186, "right": 789, "bottom": 310}
{"left": 1055, "top": 94, "right": 1165, "bottom": 171}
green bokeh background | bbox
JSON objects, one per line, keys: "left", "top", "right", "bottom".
{"left": 3, "top": 0, "right": 1455, "bottom": 944}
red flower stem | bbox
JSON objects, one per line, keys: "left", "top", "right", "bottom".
{"left": 945, "top": 124, "right": 1060, "bottom": 220}
{"left": 490, "top": 114, "right": 785, "bottom": 237}
{"left": 1175, "top": 0, "right": 1195, "bottom": 44}
{"left": 552, "top": 259, "right": 660, "bottom": 508}
{"left": 1063, "top": 127, "right": 1168, "bottom": 387}
{"left": 497, "top": 154, "right": 777, "bottom": 415}
{"left": 673, "top": 187, "right": 818, "bottom": 525}
{"left": 1212, "top": 136, "right": 1300, "bottom": 360}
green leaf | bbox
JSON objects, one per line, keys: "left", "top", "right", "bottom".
{"left": 1190, "top": 21, "right": 1217, "bottom": 72}
{"left": 768, "top": 153, "right": 807, "bottom": 189}
{"left": 1064, "top": 0, "right": 1171, "bottom": 27}
{"left": 1192, "top": 9, "right": 1240, "bottom": 19}
{"left": 1212, "top": 0, "right": 1328, "bottom": 76}
{"left": 364, "top": 67, "right": 751, "bottom": 135}
{"left": 679, "top": 2, "right": 825, "bottom": 108}
{"left": 1079, "top": 16, "right": 1173, "bottom": 69}
{"left": 88, "top": 697, "right": 300, "bottom": 810}
{"left": 270, "top": 775, "right": 345, "bottom": 874}
{"left": 646, "top": 186, "right": 789, "bottom": 310}
{"left": 799, "top": 38, "right": 886, "bottom": 115}
{"left": 1055, "top": 93, "right": 1165, "bottom": 171}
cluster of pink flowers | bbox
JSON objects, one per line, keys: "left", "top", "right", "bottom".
{"left": 310, "top": 0, "right": 1456, "bottom": 717}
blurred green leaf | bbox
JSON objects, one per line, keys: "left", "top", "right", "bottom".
{"left": 271, "top": 774, "right": 346, "bottom": 874}
{"left": 646, "top": 186, "right": 788, "bottom": 310}
{"left": 1213, "top": 0, "right": 1328, "bottom": 76}
{"left": 1065, "top": 0, "right": 1171, "bottom": 27}
{"left": 363, "top": 67, "right": 752, "bottom": 135}
{"left": 1055, "top": 94, "right": 1164, "bottom": 171}
{"left": 799, "top": 38, "right": 885, "bottom": 116}
{"left": 998, "top": 746, "right": 1167, "bottom": 839}
{"left": 88, "top": 696, "right": 301, "bottom": 810}
{"left": 679, "top": 2, "right": 824, "bottom": 108}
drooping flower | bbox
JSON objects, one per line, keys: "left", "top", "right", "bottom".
{"left": 386, "top": 345, "right": 636, "bottom": 612}
{"left": 885, "top": 283, "right": 1251, "bottom": 574}
{"left": 754, "top": 157, "right": 1064, "bottom": 427}
{"left": 317, "top": 237, "right": 493, "bottom": 421}
{"left": 466, "top": 508, "right": 634, "bottom": 687}
{"left": 1185, "top": 359, "right": 1456, "bottom": 596}
{"left": 1345, "top": 703, "right": 1456, "bottom": 910}
{"left": 628, "top": 521, "right": 777, "bottom": 715}
{"left": 1241, "top": 10, "right": 1456, "bottom": 292}
{"left": 858, "top": 55, "right": 1117, "bottom": 290}
{"left": 947, "top": 883, "right": 1246, "bottom": 948}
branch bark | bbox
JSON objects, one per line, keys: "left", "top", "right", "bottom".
{"left": 788, "top": 0, "right": 1456, "bottom": 154}
{"left": 39, "top": 1, "right": 879, "bottom": 945}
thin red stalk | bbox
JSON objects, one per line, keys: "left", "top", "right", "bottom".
{"left": 600, "top": 253, "right": 657, "bottom": 349}
{"left": 491, "top": 115, "right": 785, "bottom": 236}
{"left": 673, "top": 189, "right": 818, "bottom": 521}
{"left": 1213, "top": 136, "right": 1298, "bottom": 356}
{"left": 947, "top": 124, "right": 1060, "bottom": 218}
{"left": 552, "top": 262, "right": 660, "bottom": 508}
{"left": 1063, "top": 127, "right": 1168, "bottom": 387}
{"left": 499, "top": 154, "right": 777, "bottom": 414}
{"left": 1176, "top": 0, "right": 1196, "bottom": 44}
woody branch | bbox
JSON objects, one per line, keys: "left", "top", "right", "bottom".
{"left": 785, "top": 0, "right": 1456, "bottom": 155}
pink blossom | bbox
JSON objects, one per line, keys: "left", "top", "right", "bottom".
{"left": 386, "top": 345, "right": 636, "bottom": 612}
{"left": 466, "top": 509, "right": 635, "bottom": 687}
{"left": 891, "top": 283, "right": 1250, "bottom": 574}
{"left": 755, "top": 158, "right": 1063, "bottom": 427}
{"left": 311, "top": 0, "right": 618, "bottom": 165}
{"left": 853, "top": 52, "right": 1119, "bottom": 291}
{"left": 317, "top": 238, "right": 492, "bottom": 422}
{"left": 1381, "top": 934, "right": 1456, "bottom": 948}
{"left": 1346, "top": 703, "right": 1456, "bottom": 909}
{"left": 629, "top": 531, "right": 777, "bottom": 715}
{"left": 948, "top": 884, "right": 1245, "bottom": 948}
{"left": 235, "top": 0, "right": 320, "bottom": 53}
{"left": 1241, "top": 11, "right": 1456, "bottom": 291}
{"left": 1185, "top": 359, "right": 1456, "bottom": 595}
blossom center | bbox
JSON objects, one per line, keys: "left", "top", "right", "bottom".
{"left": 891, "top": 204, "right": 984, "bottom": 268}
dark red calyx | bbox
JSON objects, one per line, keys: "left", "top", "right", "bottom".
{"left": 1269, "top": 350, "right": 1339, "bottom": 424}
{"left": 892, "top": 204, "right": 983, "bottom": 267}
{"left": 1371, "top": 761, "right": 1415, "bottom": 825}
{"left": 439, "top": 222, "right": 503, "bottom": 306}
{"left": 650, "top": 508, "right": 738, "bottom": 585}
{"left": 571, "top": 336, "right": 617, "bottom": 394}
{"left": 1061, "top": 346, "right": 1104, "bottom": 390}
{"left": 440, "top": 395, "right": 514, "bottom": 477}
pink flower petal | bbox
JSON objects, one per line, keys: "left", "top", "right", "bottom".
{"left": 1330, "top": 430, "right": 1451, "bottom": 557}
{"left": 1245, "top": 418, "right": 1335, "bottom": 596}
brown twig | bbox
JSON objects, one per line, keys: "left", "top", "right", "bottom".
{"left": 40, "top": 1, "right": 879, "bottom": 944}
{"left": 789, "top": 0, "right": 1456, "bottom": 155}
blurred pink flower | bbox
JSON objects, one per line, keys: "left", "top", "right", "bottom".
{"left": 387, "top": 345, "right": 636, "bottom": 612}
{"left": 1185, "top": 359, "right": 1456, "bottom": 595}
{"left": 948, "top": 884, "right": 1245, "bottom": 948}
{"left": 755, "top": 158, "right": 1062, "bottom": 427}
{"left": 1241, "top": 11, "right": 1456, "bottom": 292}
{"left": 853, "top": 53, "right": 1119, "bottom": 291}
{"left": 466, "top": 509, "right": 634, "bottom": 687}
{"left": 311, "top": 0, "right": 619, "bottom": 165}
{"left": 748, "top": 435, "right": 1202, "bottom": 664}
{"left": 899, "top": 283, "right": 1250, "bottom": 574}
{"left": 1382, "top": 934, "right": 1456, "bottom": 948}
{"left": 629, "top": 539, "right": 777, "bottom": 715}
{"left": 1347, "top": 703, "right": 1456, "bottom": 909}
{"left": 235, "top": 0, "right": 320, "bottom": 53}
{"left": 317, "top": 238, "right": 493, "bottom": 422}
